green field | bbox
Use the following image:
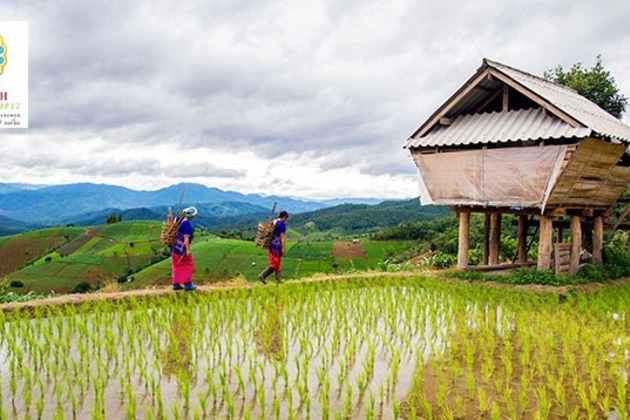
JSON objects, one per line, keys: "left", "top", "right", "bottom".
{"left": 1, "top": 221, "right": 418, "bottom": 294}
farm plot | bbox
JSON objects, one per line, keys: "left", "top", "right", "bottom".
{"left": 5, "top": 222, "right": 168, "bottom": 294}
{"left": 3, "top": 276, "right": 630, "bottom": 419}
{"left": 0, "top": 227, "right": 83, "bottom": 276}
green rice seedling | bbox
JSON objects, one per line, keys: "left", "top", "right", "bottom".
{"left": 273, "top": 396, "right": 281, "bottom": 420}
{"left": 477, "top": 387, "right": 488, "bottom": 415}
{"left": 35, "top": 395, "right": 44, "bottom": 419}
{"left": 170, "top": 402, "right": 181, "bottom": 420}
{"left": 258, "top": 382, "right": 266, "bottom": 418}
{"left": 466, "top": 368, "right": 475, "bottom": 401}
{"left": 615, "top": 372, "right": 627, "bottom": 418}
{"left": 598, "top": 392, "right": 612, "bottom": 416}
{"left": 387, "top": 397, "right": 399, "bottom": 419}
{"left": 535, "top": 384, "right": 550, "bottom": 418}
{"left": 490, "top": 401, "right": 501, "bottom": 420}
{"left": 285, "top": 387, "right": 294, "bottom": 418}
{"left": 437, "top": 373, "right": 449, "bottom": 408}
{"left": 343, "top": 384, "right": 353, "bottom": 417}
{"left": 226, "top": 391, "right": 235, "bottom": 419}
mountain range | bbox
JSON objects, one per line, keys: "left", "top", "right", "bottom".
{"left": 0, "top": 182, "right": 386, "bottom": 231}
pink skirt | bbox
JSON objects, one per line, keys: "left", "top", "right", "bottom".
{"left": 172, "top": 253, "right": 194, "bottom": 284}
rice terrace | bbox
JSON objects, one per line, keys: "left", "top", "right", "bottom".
{"left": 3, "top": 274, "right": 630, "bottom": 419}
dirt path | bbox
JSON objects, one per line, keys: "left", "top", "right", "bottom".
{"left": 3, "top": 271, "right": 630, "bottom": 314}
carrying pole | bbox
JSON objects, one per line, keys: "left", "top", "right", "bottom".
{"left": 268, "top": 202, "right": 277, "bottom": 223}
{"left": 175, "top": 186, "right": 185, "bottom": 219}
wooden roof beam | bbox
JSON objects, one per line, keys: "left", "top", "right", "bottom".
{"left": 408, "top": 68, "right": 493, "bottom": 140}
{"left": 487, "top": 68, "right": 583, "bottom": 128}
{"left": 472, "top": 88, "right": 502, "bottom": 114}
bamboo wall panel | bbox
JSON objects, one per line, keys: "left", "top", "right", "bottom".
{"left": 546, "top": 138, "right": 630, "bottom": 209}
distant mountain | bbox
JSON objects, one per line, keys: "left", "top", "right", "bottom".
{"left": 0, "top": 182, "right": 377, "bottom": 225}
{"left": 0, "top": 183, "right": 46, "bottom": 194}
{"left": 0, "top": 214, "right": 42, "bottom": 236}
{"left": 65, "top": 202, "right": 270, "bottom": 227}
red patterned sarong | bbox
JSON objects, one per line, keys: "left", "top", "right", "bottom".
{"left": 172, "top": 253, "right": 194, "bottom": 284}
{"left": 268, "top": 237, "right": 283, "bottom": 272}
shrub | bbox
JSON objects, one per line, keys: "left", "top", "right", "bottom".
{"left": 423, "top": 252, "right": 456, "bottom": 269}
{"left": 71, "top": 282, "right": 92, "bottom": 294}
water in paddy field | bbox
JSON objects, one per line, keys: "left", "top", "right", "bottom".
{"left": 3, "top": 276, "right": 628, "bottom": 419}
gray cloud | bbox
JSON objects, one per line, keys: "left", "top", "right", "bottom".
{"left": 1, "top": 0, "right": 630, "bottom": 199}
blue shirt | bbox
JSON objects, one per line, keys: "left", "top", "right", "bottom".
{"left": 172, "top": 219, "right": 194, "bottom": 255}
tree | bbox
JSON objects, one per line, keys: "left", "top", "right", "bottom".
{"left": 106, "top": 213, "right": 122, "bottom": 224}
{"left": 544, "top": 55, "right": 628, "bottom": 119}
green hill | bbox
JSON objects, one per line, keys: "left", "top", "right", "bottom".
{"left": 1, "top": 221, "right": 168, "bottom": 294}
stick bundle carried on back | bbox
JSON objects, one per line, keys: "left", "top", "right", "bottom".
{"left": 159, "top": 187, "right": 186, "bottom": 247}
{"left": 255, "top": 202, "right": 277, "bottom": 249}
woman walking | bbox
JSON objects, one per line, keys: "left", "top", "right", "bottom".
{"left": 171, "top": 206, "right": 198, "bottom": 291}
{"left": 258, "top": 210, "right": 289, "bottom": 284}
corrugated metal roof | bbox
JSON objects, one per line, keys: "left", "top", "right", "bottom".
{"left": 404, "top": 108, "right": 590, "bottom": 148}
{"left": 404, "top": 59, "right": 630, "bottom": 148}
{"left": 488, "top": 60, "right": 630, "bottom": 143}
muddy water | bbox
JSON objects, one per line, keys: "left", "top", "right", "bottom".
{"left": 0, "top": 279, "right": 465, "bottom": 419}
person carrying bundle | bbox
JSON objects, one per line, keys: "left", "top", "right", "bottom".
{"left": 258, "top": 210, "right": 289, "bottom": 284}
{"left": 171, "top": 206, "right": 198, "bottom": 291}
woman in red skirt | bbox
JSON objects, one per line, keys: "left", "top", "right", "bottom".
{"left": 171, "top": 206, "right": 198, "bottom": 291}
{"left": 258, "top": 210, "right": 289, "bottom": 284}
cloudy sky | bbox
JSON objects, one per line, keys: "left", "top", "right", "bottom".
{"left": 1, "top": 0, "right": 630, "bottom": 200}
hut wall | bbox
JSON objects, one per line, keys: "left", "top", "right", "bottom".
{"left": 412, "top": 145, "right": 568, "bottom": 207}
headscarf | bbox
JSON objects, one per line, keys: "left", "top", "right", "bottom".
{"left": 182, "top": 206, "right": 198, "bottom": 218}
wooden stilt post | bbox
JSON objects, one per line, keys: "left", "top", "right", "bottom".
{"left": 489, "top": 213, "right": 501, "bottom": 265}
{"left": 517, "top": 215, "right": 527, "bottom": 264}
{"left": 538, "top": 216, "right": 552, "bottom": 270}
{"left": 482, "top": 213, "right": 490, "bottom": 265}
{"left": 593, "top": 215, "right": 603, "bottom": 264}
{"left": 458, "top": 210, "right": 470, "bottom": 269}
{"left": 569, "top": 215, "right": 582, "bottom": 276}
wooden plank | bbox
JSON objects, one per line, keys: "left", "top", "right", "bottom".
{"left": 555, "top": 242, "right": 571, "bottom": 274}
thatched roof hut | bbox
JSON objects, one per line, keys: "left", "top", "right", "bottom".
{"left": 404, "top": 59, "right": 630, "bottom": 275}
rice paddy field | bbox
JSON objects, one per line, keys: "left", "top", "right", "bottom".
{"left": 2, "top": 275, "right": 630, "bottom": 419}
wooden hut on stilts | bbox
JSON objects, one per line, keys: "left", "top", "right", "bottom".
{"left": 404, "top": 59, "right": 630, "bottom": 275}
